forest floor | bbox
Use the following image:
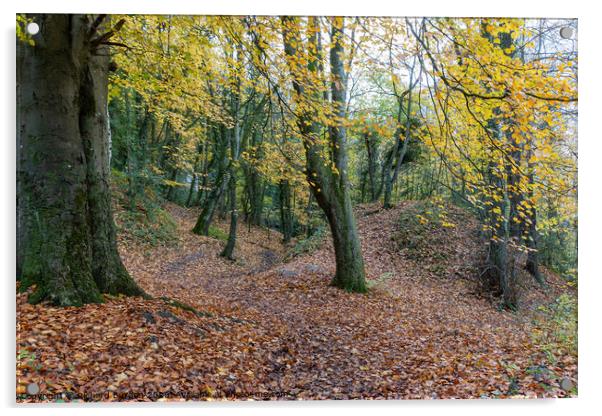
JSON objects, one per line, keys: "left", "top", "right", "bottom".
{"left": 17, "top": 202, "right": 577, "bottom": 401}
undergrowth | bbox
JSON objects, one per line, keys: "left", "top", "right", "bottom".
{"left": 112, "top": 169, "right": 178, "bottom": 247}
{"left": 115, "top": 208, "right": 178, "bottom": 247}
{"left": 207, "top": 225, "right": 229, "bottom": 242}
{"left": 285, "top": 226, "right": 327, "bottom": 261}
{"left": 366, "top": 272, "right": 394, "bottom": 294}
{"left": 531, "top": 293, "right": 578, "bottom": 363}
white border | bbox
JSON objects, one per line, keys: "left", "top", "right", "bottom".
{"left": 2, "top": 1, "right": 599, "bottom": 415}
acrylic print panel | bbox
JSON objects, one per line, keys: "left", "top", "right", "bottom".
{"left": 16, "top": 14, "right": 577, "bottom": 402}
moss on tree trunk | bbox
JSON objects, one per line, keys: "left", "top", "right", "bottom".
{"left": 17, "top": 14, "right": 143, "bottom": 306}
{"left": 282, "top": 16, "right": 367, "bottom": 293}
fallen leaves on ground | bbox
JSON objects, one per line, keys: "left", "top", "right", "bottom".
{"left": 17, "top": 202, "right": 577, "bottom": 402}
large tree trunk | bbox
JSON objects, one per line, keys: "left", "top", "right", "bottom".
{"left": 484, "top": 153, "right": 517, "bottom": 310}
{"left": 326, "top": 19, "right": 367, "bottom": 291}
{"left": 17, "top": 14, "right": 143, "bottom": 306}
{"left": 320, "top": 182, "right": 366, "bottom": 292}
{"left": 480, "top": 26, "right": 519, "bottom": 309}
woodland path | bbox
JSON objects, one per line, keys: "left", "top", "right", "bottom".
{"left": 16, "top": 203, "right": 575, "bottom": 401}
{"left": 116, "top": 202, "right": 573, "bottom": 399}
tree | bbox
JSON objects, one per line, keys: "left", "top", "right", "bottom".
{"left": 381, "top": 35, "right": 421, "bottom": 209}
{"left": 279, "top": 179, "right": 294, "bottom": 244}
{"left": 17, "top": 14, "right": 144, "bottom": 306}
{"left": 409, "top": 17, "right": 576, "bottom": 308}
{"left": 220, "top": 43, "right": 243, "bottom": 259}
{"left": 281, "top": 16, "right": 367, "bottom": 292}
{"left": 192, "top": 125, "right": 230, "bottom": 235}
{"left": 361, "top": 131, "right": 379, "bottom": 202}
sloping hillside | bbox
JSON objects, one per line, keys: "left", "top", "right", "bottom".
{"left": 17, "top": 202, "right": 576, "bottom": 401}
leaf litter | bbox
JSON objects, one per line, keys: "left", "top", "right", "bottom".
{"left": 17, "top": 202, "right": 577, "bottom": 401}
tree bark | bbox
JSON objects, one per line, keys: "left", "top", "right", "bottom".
{"left": 195, "top": 136, "right": 211, "bottom": 206}
{"left": 220, "top": 166, "right": 238, "bottom": 259}
{"left": 246, "top": 171, "right": 264, "bottom": 226}
{"left": 279, "top": 180, "right": 294, "bottom": 244}
{"left": 185, "top": 173, "right": 197, "bottom": 207}
{"left": 282, "top": 16, "right": 367, "bottom": 292}
{"left": 221, "top": 59, "right": 242, "bottom": 259}
{"left": 480, "top": 25, "right": 519, "bottom": 309}
{"left": 17, "top": 14, "right": 144, "bottom": 306}
{"left": 244, "top": 126, "right": 265, "bottom": 226}
{"left": 192, "top": 125, "right": 230, "bottom": 235}
{"left": 363, "top": 132, "right": 379, "bottom": 202}
{"left": 525, "top": 171, "right": 544, "bottom": 285}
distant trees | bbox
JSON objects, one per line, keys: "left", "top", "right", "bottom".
{"left": 192, "top": 125, "right": 230, "bottom": 236}
{"left": 17, "top": 14, "right": 576, "bottom": 306}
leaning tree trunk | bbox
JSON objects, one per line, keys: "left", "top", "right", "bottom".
{"left": 17, "top": 14, "right": 144, "bottom": 306}
{"left": 282, "top": 16, "right": 367, "bottom": 292}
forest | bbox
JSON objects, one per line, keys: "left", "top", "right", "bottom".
{"left": 16, "top": 14, "right": 577, "bottom": 401}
